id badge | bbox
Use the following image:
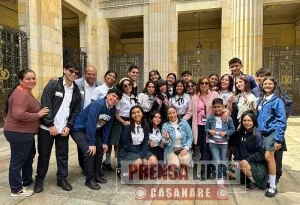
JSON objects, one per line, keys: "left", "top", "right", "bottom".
{"left": 201, "top": 116, "right": 207, "bottom": 122}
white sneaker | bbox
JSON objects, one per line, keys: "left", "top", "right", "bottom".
{"left": 11, "top": 189, "right": 34, "bottom": 197}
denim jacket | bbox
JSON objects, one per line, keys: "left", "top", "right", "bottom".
{"left": 205, "top": 114, "right": 235, "bottom": 144}
{"left": 161, "top": 119, "right": 193, "bottom": 163}
{"left": 257, "top": 94, "right": 287, "bottom": 143}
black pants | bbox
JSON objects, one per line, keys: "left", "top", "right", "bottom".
{"left": 198, "top": 125, "right": 212, "bottom": 176}
{"left": 71, "top": 129, "right": 104, "bottom": 182}
{"left": 4, "top": 131, "right": 36, "bottom": 193}
{"left": 77, "top": 146, "right": 85, "bottom": 171}
{"left": 36, "top": 128, "right": 69, "bottom": 181}
{"left": 275, "top": 149, "right": 283, "bottom": 181}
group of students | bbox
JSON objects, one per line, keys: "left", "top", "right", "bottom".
{"left": 3, "top": 57, "right": 292, "bottom": 199}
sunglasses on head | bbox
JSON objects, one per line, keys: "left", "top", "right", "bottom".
{"left": 200, "top": 82, "right": 209, "bottom": 85}
{"left": 68, "top": 69, "right": 80, "bottom": 76}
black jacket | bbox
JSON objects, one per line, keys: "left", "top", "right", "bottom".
{"left": 234, "top": 129, "right": 265, "bottom": 163}
{"left": 41, "top": 77, "right": 81, "bottom": 128}
{"left": 118, "top": 122, "right": 150, "bottom": 159}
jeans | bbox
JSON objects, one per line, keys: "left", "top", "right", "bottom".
{"left": 4, "top": 131, "right": 36, "bottom": 193}
{"left": 209, "top": 143, "right": 228, "bottom": 179}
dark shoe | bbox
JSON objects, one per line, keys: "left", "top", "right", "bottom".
{"left": 33, "top": 180, "right": 44, "bottom": 193}
{"left": 85, "top": 180, "right": 101, "bottom": 190}
{"left": 95, "top": 175, "right": 107, "bottom": 184}
{"left": 57, "top": 180, "right": 72, "bottom": 191}
{"left": 245, "top": 182, "right": 259, "bottom": 191}
{"left": 102, "top": 162, "right": 113, "bottom": 172}
{"left": 265, "top": 187, "right": 277, "bottom": 198}
{"left": 82, "top": 170, "right": 87, "bottom": 176}
{"left": 117, "top": 169, "right": 121, "bottom": 179}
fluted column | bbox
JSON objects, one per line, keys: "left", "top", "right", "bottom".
{"left": 145, "top": 0, "right": 177, "bottom": 78}
{"left": 230, "top": 0, "right": 263, "bottom": 75}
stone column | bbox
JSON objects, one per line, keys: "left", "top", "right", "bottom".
{"left": 145, "top": 0, "right": 177, "bottom": 78}
{"left": 220, "top": 1, "right": 231, "bottom": 75}
{"left": 230, "top": 0, "right": 263, "bottom": 75}
{"left": 18, "top": 0, "right": 63, "bottom": 97}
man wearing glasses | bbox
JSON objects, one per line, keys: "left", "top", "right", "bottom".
{"left": 34, "top": 63, "right": 82, "bottom": 193}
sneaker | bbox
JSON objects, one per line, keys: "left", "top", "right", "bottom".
{"left": 102, "top": 162, "right": 113, "bottom": 172}
{"left": 265, "top": 187, "right": 277, "bottom": 198}
{"left": 11, "top": 189, "right": 34, "bottom": 197}
{"left": 23, "top": 180, "right": 35, "bottom": 189}
{"left": 245, "top": 182, "right": 259, "bottom": 191}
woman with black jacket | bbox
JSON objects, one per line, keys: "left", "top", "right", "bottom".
{"left": 118, "top": 105, "right": 158, "bottom": 183}
{"left": 232, "top": 111, "right": 268, "bottom": 191}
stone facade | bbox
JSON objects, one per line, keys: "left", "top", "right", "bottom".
{"left": 0, "top": 0, "right": 300, "bottom": 98}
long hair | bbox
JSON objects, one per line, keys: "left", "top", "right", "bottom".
{"left": 166, "top": 73, "right": 177, "bottom": 85}
{"left": 117, "top": 78, "right": 134, "bottom": 95}
{"left": 4, "top": 69, "right": 35, "bottom": 117}
{"left": 208, "top": 74, "right": 219, "bottom": 88}
{"left": 129, "top": 105, "right": 146, "bottom": 134}
{"left": 239, "top": 111, "right": 258, "bottom": 142}
{"left": 148, "top": 69, "right": 162, "bottom": 82}
{"left": 234, "top": 75, "right": 251, "bottom": 95}
{"left": 149, "top": 111, "right": 162, "bottom": 134}
{"left": 104, "top": 70, "right": 117, "bottom": 83}
{"left": 143, "top": 81, "right": 156, "bottom": 95}
{"left": 171, "top": 80, "right": 186, "bottom": 97}
{"left": 218, "top": 74, "right": 234, "bottom": 92}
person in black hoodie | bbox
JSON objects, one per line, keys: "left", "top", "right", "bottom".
{"left": 34, "top": 63, "right": 81, "bottom": 193}
{"left": 232, "top": 111, "right": 268, "bottom": 191}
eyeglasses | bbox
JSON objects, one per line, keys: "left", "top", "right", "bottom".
{"left": 200, "top": 82, "right": 209, "bottom": 85}
{"left": 68, "top": 69, "right": 80, "bottom": 76}
{"left": 187, "top": 84, "right": 195, "bottom": 88}
{"left": 123, "top": 83, "right": 132, "bottom": 88}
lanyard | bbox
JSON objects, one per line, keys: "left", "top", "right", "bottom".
{"left": 200, "top": 96, "right": 207, "bottom": 116}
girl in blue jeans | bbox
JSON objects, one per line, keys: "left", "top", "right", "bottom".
{"left": 205, "top": 98, "right": 235, "bottom": 185}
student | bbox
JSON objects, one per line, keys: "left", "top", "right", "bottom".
{"left": 166, "top": 73, "right": 176, "bottom": 96}
{"left": 228, "top": 57, "right": 257, "bottom": 91}
{"left": 71, "top": 88, "right": 122, "bottom": 190}
{"left": 34, "top": 63, "right": 81, "bottom": 193}
{"left": 252, "top": 68, "right": 293, "bottom": 183}
{"left": 257, "top": 77, "right": 287, "bottom": 197}
{"left": 186, "top": 80, "right": 197, "bottom": 96}
{"left": 111, "top": 78, "right": 137, "bottom": 177}
{"left": 169, "top": 80, "right": 190, "bottom": 118}
{"left": 205, "top": 98, "right": 235, "bottom": 185}
{"left": 208, "top": 74, "right": 219, "bottom": 91}
{"left": 233, "top": 111, "right": 268, "bottom": 191}
{"left": 127, "top": 65, "right": 139, "bottom": 97}
{"left": 138, "top": 81, "right": 155, "bottom": 121}
{"left": 151, "top": 79, "right": 170, "bottom": 123}
{"left": 181, "top": 70, "right": 193, "bottom": 87}
{"left": 227, "top": 75, "right": 256, "bottom": 123}
{"left": 149, "top": 69, "right": 162, "bottom": 83}
{"left": 162, "top": 106, "right": 193, "bottom": 176}
{"left": 91, "top": 70, "right": 117, "bottom": 101}
{"left": 118, "top": 106, "right": 158, "bottom": 183}
{"left": 4, "top": 69, "right": 48, "bottom": 197}
{"left": 148, "top": 112, "right": 164, "bottom": 161}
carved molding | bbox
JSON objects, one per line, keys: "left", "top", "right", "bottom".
{"left": 99, "top": 0, "right": 149, "bottom": 9}
{"left": 81, "top": 0, "right": 92, "bottom": 6}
